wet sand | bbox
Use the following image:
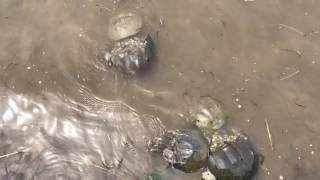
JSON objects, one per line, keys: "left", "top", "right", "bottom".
{"left": 1, "top": 0, "right": 320, "bottom": 179}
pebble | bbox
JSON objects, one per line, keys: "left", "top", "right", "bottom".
{"left": 311, "top": 151, "right": 315, "bottom": 155}
{"left": 201, "top": 169, "right": 216, "bottom": 180}
{"left": 279, "top": 175, "right": 284, "bottom": 180}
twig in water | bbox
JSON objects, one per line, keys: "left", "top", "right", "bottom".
{"left": 280, "top": 70, "right": 300, "bottom": 81}
{"left": 0, "top": 148, "right": 30, "bottom": 159}
{"left": 279, "top": 24, "right": 305, "bottom": 36}
{"left": 294, "top": 102, "right": 306, "bottom": 108}
{"left": 0, "top": 152, "right": 20, "bottom": 159}
{"left": 265, "top": 119, "right": 274, "bottom": 151}
{"left": 279, "top": 48, "right": 302, "bottom": 57}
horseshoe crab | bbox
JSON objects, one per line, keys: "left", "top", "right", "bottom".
{"left": 148, "top": 127, "right": 259, "bottom": 179}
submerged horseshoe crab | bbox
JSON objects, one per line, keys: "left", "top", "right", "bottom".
{"left": 148, "top": 127, "right": 259, "bottom": 179}
{"left": 105, "top": 13, "right": 154, "bottom": 75}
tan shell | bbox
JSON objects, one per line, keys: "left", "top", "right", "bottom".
{"left": 108, "top": 13, "right": 143, "bottom": 41}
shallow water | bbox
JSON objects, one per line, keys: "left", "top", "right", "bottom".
{"left": 1, "top": 0, "right": 320, "bottom": 179}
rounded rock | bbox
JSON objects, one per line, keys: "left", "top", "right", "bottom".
{"left": 190, "top": 96, "right": 225, "bottom": 131}
{"left": 108, "top": 13, "right": 143, "bottom": 41}
{"left": 208, "top": 130, "right": 258, "bottom": 180}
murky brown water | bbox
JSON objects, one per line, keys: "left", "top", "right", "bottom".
{"left": 1, "top": 0, "right": 320, "bottom": 179}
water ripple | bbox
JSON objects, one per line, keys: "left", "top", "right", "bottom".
{"left": 0, "top": 88, "right": 167, "bottom": 179}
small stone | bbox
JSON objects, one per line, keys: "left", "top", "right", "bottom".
{"left": 108, "top": 13, "right": 143, "bottom": 41}
{"left": 202, "top": 169, "right": 216, "bottom": 180}
{"left": 145, "top": 173, "right": 161, "bottom": 180}
{"left": 162, "top": 149, "right": 174, "bottom": 162}
{"left": 311, "top": 151, "right": 315, "bottom": 155}
{"left": 191, "top": 97, "right": 225, "bottom": 130}
{"left": 279, "top": 175, "right": 285, "bottom": 180}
